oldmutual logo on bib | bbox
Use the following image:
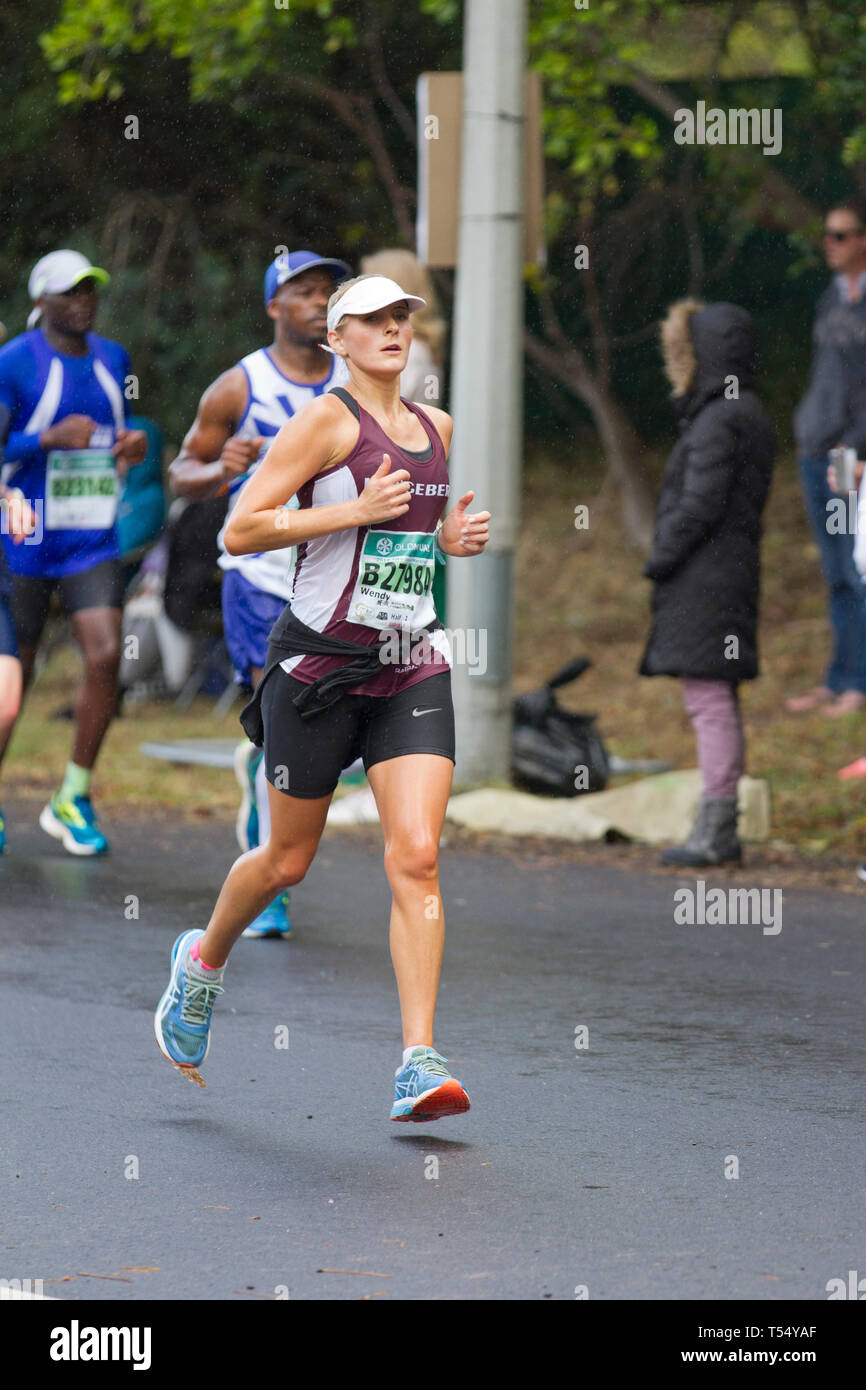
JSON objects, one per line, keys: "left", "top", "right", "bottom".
{"left": 376, "top": 537, "right": 394, "bottom": 556}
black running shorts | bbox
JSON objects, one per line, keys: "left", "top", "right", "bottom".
{"left": 260, "top": 667, "right": 455, "bottom": 798}
{"left": 10, "top": 558, "right": 124, "bottom": 648}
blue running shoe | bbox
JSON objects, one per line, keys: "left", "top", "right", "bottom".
{"left": 154, "top": 928, "right": 224, "bottom": 1073}
{"left": 390, "top": 1047, "right": 470, "bottom": 1123}
{"left": 234, "top": 741, "right": 263, "bottom": 852}
{"left": 39, "top": 794, "right": 109, "bottom": 856}
{"left": 0, "top": 803, "right": 5, "bottom": 854}
{"left": 242, "top": 890, "right": 292, "bottom": 939}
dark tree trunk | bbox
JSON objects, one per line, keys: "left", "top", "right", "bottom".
{"left": 524, "top": 327, "right": 655, "bottom": 550}
{"left": 528, "top": 279, "right": 657, "bottom": 549}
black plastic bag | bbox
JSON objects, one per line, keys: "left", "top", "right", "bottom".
{"left": 511, "top": 657, "right": 609, "bottom": 797}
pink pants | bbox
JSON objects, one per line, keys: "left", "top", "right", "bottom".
{"left": 681, "top": 678, "right": 744, "bottom": 800}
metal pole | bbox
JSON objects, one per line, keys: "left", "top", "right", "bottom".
{"left": 447, "top": 0, "right": 527, "bottom": 785}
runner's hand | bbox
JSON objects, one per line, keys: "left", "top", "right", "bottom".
{"left": 219, "top": 435, "right": 263, "bottom": 483}
{"left": 0, "top": 488, "right": 38, "bottom": 544}
{"left": 113, "top": 428, "right": 148, "bottom": 477}
{"left": 39, "top": 415, "right": 95, "bottom": 450}
{"left": 439, "top": 491, "right": 490, "bottom": 556}
{"left": 356, "top": 454, "right": 412, "bottom": 525}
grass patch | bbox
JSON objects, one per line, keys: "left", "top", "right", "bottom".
{"left": 4, "top": 662, "right": 243, "bottom": 817}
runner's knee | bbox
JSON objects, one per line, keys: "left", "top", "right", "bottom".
{"left": 384, "top": 831, "right": 439, "bottom": 885}
{"left": 268, "top": 845, "right": 315, "bottom": 888}
{"left": 81, "top": 631, "right": 121, "bottom": 674}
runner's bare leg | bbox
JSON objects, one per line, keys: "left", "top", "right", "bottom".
{"left": 196, "top": 786, "right": 332, "bottom": 966}
{"left": 367, "top": 753, "right": 453, "bottom": 1048}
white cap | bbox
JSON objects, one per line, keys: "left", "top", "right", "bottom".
{"left": 27, "top": 250, "right": 110, "bottom": 328}
{"left": 326, "top": 275, "right": 425, "bottom": 336}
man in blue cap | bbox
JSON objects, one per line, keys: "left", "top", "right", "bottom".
{"left": 170, "top": 249, "right": 351, "bottom": 938}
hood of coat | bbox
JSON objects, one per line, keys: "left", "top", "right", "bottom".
{"left": 662, "top": 300, "right": 757, "bottom": 420}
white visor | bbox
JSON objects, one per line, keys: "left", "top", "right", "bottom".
{"left": 326, "top": 276, "right": 425, "bottom": 336}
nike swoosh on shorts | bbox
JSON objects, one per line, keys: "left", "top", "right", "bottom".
{"left": 411, "top": 707, "right": 441, "bottom": 717}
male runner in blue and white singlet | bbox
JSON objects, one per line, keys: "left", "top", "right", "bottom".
{"left": 0, "top": 250, "right": 147, "bottom": 854}
{"left": 170, "top": 249, "right": 350, "bottom": 937}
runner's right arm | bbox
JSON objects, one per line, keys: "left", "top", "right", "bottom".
{"left": 0, "top": 343, "right": 95, "bottom": 460}
{"left": 169, "top": 366, "right": 262, "bottom": 500}
{"left": 224, "top": 392, "right": 411, "bottom": 556}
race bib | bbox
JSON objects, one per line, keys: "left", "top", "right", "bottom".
{"left": 349, "top": 530, "right": 435, "bottom": 630}
{"left": 45, "top": 450, "right": 118, "bottom": 531}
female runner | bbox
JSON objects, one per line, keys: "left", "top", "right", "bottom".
{"left": 155, "top": 274, "right": 490, "bottom": 1121}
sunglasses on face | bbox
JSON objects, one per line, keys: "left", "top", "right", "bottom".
{"left": 824, "top": 229, "right": 862, "bottom": 242}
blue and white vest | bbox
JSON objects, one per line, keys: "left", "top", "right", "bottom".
{"left": 217, "top": 348, "right": 349, "bottom": 599}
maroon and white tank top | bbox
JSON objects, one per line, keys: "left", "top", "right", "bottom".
{"left": 281, "top": 389, "right": 451, "bottom": 697}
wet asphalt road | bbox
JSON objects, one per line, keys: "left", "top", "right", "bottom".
{"left": 0, "top": 793, "right": 863, "bottom": 1302}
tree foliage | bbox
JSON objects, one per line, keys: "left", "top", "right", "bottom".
{"left": 2, "top": 0, "right": 865, "bottom": 538}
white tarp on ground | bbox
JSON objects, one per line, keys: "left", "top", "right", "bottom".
{"left": 444, "top": 771, "right": 770, "bottom": 844}
{"left": 327, "top": 769, "right": 770, "bottom": 842}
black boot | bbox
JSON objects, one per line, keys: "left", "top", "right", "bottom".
{"left": 660, "top": 797, "right": 742, "bottom": 867}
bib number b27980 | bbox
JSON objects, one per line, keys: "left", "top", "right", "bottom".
{"left": 349, "top": 530, "right": 435, "bottom": 630}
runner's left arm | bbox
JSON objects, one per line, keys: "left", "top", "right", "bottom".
{"left": 420, "top": 405, "right": 491, "bottom": 558}
{"left": 113, "top": 427, "right": 148, "bottom": 475}
{"left": 112, "top": 348, "right": 147, "bottom": 475}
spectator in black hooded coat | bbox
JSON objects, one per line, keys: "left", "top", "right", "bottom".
{"left": 639, "top": 299, "right": 776, "bottom": 866}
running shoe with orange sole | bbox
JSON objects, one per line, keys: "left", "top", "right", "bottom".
{"left": 390, "top": 1047, "right": 470, "bottom": 1122}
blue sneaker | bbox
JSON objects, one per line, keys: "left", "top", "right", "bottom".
{"left": 39, "top": 794, "right": 109, "bottom": 856}
{"left": 0, "top": 803, "right": 5, "bottom": 854}
{"left": 390, "top": 1047, "right": 470, "bottom": 1123}
{"left": 154, "top": 929, "right": 224, "bottom": 1073}
{"left": 242, "top": 891, "right": 292, "bottom": 939}
{"left": 234, "top": 741, "right": 263, "bottom": 852}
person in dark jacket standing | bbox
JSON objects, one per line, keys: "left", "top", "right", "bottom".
{"left": 787, "top": 199, "right": 866, "bottom": 716}
{"left": 639, "top": 300, "right": 776, "bottom": 866}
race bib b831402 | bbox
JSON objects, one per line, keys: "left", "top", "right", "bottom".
{"left": 44, "top": 450, "right": 118, "bottom": 531}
